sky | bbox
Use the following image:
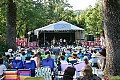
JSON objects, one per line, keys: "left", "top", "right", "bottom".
{"left": 68, "top": 0, "right": 98, "bottom": 10}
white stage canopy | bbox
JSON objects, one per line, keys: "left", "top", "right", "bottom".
{"left": 34, "top": 21, "right": 84, "bottom": 40}
{"left": 34, "top": 21, "right": 84, "bottom": 32}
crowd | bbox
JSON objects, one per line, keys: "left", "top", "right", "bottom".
{"left": 0, "top": 32, "right": 106, "bottom": 80}
{"left": 0, "top": 44, "right": 106, "bottom": 79}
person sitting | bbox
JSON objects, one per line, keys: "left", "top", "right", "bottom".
{"left": 31, "top": 52, "right": 41, "bottom": 68}
{"left": 96, "top": 48, "right": 106, "bottom": 70}
{"left": 89, "top": 53, "right": 100, "bottom": 69}
{"left": 83, "top": 56, "right": 90, "bottom": 65}
{"left": 77, "top": 65, "right": 102, "bottom": 80}
{"left": 5, "top": 55, "right": 13, "bottom": 69}
{"left": 57, "top": 55, "right": 68, "bottom": 71}
{"left": 0, "top": 58, "right": 6, "bottom": 77}
{"left": 63, "top": 66, "right": 76, "bottom": 80}
{"left": 21, "top": 48, "right": 26, "bottom": 61}
{"left": 59, "top": 55, "right": 68, "bottom": 64}
{"left": 72, "top": 52, "right": 80, "bottom": 61}
{"left": 15, "top": 52, "right": 22, "bottom": 60}
{"left": 68, "top": 52, "right": 80, "bottom": 64}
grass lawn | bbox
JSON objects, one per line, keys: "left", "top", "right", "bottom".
{"left": 110, "top": 76, "right": 120, "bottom": 80}
{"left": 102, "top": 76, "right": 120, "bottom": 80}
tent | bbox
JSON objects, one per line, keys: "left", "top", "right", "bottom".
{"left": 34, "top": 21, "right": 84, "bottom": 43}
{"left": 34, "top": 21, "right": 84, "bottom": 32}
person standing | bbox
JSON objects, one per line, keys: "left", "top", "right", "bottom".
{"left": 100, "top": 31, "right": 106, "bottom": 49}
{"left": 96, "top": 31, "right": 106, "bottom": 70}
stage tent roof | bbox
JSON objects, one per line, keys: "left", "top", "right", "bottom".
{"left": 34, "top": 21, "right": 84, "bottom": 35}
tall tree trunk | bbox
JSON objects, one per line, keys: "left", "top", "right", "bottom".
{"left": 102, "top": 0, "right": 120, "bottom": 75}
{"left": 6, "top": 0, "right": 16, "bottom": 51}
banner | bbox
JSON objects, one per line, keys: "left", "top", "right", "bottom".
{"left": 84, "top": 41, "right": 100, "bottom": 47}
{"left": 16, "top": 38, "right": 38, "bottom": 47}
{"left": 28, "top": 42, "right": 39, "bottom": 47}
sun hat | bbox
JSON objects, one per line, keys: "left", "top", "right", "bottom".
{"left": 21, "top": 48, "right": 25, "bottom": 51}
{"left": 83, "top": 56, "right": 88, "bottom": 60}
{"left": 91, "top": 53, "right": 96, "bottom": 57}
{"left": 8, "top": 49, "right": 13, "bottom": 53}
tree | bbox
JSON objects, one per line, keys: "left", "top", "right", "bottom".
{"left": 102, "top": 0, "right": 120, "bottom": 75}
{"left": 85, "top": 2, "right": 103, "bottom": 37}
{"left": 6, "top": 0, "right": 17, "bottom": 50}
{"left": 0, "top": 0, "right": 7, "bottom": 37}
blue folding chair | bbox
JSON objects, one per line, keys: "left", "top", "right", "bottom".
{"left": 12, "top": 60, "right": 24, "bottom": 69}
{"left": 42, "top": 58, "right": 54, "bottom": 71}
{"left": 24, "top": 60, "right": 36, "bottom": 77}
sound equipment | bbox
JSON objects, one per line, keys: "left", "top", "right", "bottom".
{"left": 30, "top": 35, "right": 37, "bottom": 42}
{"left": 87, "top": 35, "right": 94, "bottom": 41}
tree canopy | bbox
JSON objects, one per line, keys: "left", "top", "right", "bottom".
{"left": 0, "top": 0, "right": 103, "bottom": 45}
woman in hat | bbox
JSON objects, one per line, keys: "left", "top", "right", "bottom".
{"left": 89, "top": 53, "right": 100, "bottom": 69}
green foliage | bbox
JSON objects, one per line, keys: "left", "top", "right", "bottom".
{"left": 15, "top": 0, "right": 76, "bottom": 37}
{"left": 71, "top": 3, "right": 104, "bottom": 38}
{"left": 0, "top": 0, "right": 7, "bottom": 37}
{"left": 109, "top": 76, "right": 120, "bottom": 80}
{"left": 0, "top": 35, "right": 7, "bottom": 52}
{"left": 0, "top": 0, "right": 103, "bottom": 38}
{"left": 85, "top": 2, "right": 103, "bottom": 37}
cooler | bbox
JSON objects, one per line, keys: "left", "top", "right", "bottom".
{"left": 4, "top": 69, "right": 18, "bottom": 80}
{"left": 18, "top": 69, "right": 31, "bottom": 80}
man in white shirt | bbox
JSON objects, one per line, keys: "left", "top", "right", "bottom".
{"left": 59, "top": 55, "right": 68, "bottom": 64}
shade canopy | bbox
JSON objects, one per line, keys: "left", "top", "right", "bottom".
{"left": 34, "top": 21, "right": 84, "bottom": 35}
